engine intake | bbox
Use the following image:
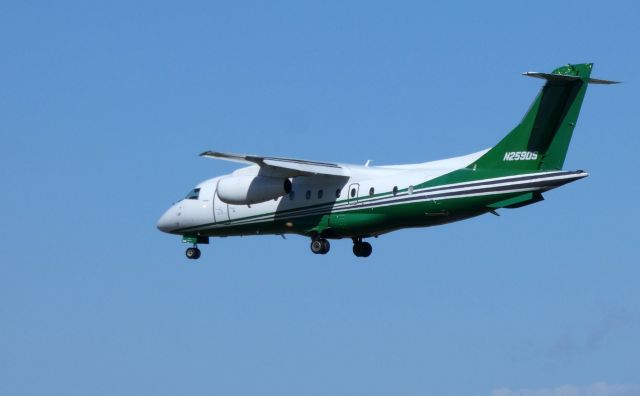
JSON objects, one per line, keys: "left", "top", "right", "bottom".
{"left": 217, "top": 175, "right": 292, "bottom": 205}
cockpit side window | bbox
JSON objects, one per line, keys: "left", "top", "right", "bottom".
{"left": 185, "top": 188, "right": 200, "bottom": 200}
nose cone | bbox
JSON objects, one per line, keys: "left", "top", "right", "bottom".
{"left": 157, "top": 206, "right": 178, "bottom": 233}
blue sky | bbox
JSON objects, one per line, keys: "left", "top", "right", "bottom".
{"left": 1, "top": 1, "right": 639, "bottom": 395}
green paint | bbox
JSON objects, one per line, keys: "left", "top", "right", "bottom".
{"left": 182, "top": 235, "right": 209, "bottom": 244}
{"left": 488, "top": 192, "right": 544, "bottom": 209}
{"left": 167, "top": 63, "right": 611, "bottom": 244}
{"left": 469, "top": 63, "right": 592, "bottom": 172}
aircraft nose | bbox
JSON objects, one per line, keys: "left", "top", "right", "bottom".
{"left": 156, "top": 206, "right": 178, "bottom": 233}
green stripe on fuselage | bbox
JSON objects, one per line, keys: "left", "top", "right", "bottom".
{"left": 177, "top": 169, "right": 576, "bottom": 239}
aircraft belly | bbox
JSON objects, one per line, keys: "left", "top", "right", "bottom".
{"left": 326, "top": 199, "right": 443, "bottom": 237}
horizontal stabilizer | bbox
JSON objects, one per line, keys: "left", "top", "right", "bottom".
{"left": 523, "top": 71, "right": 620, "bottom": 84}
{"left": 587, "top": 77, "right": 621, "bottom": 85}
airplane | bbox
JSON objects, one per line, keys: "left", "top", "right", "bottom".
{"left": 157, "top": 63, "right": 617, "bottom": 259}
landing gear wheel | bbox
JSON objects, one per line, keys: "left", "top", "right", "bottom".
{"left": 186, "top": 247, "right": 201, "bottom": 259}
{"left": 310, "top": 238, "right": 330, "bottom": 255}
{"left": 359, "top": 242, "right": 372, "bottom": 257}
{"left": 321, "top": 239, "right": 330, "bottom": 255}
{"left": 352, "top": 240, "right": 372, "bottom": 257}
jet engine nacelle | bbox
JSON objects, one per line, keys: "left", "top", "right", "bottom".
{"left": 217, "top": 175, "right": 292, "bottom": 205}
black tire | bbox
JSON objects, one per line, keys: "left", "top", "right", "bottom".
{"left": 310, "top": 239, "right": 324, "bottom": 254}
{"left": 321, "top": 239, "right": 330, "bottom": 254}
{"left": 186, "top": 247, "right": 201, "bottom": 259}
{"left": 353, "top": 242, "right": 372, "bottom": 257}
{"left": 360, "top": 242, "right": 372, "bottom": 257}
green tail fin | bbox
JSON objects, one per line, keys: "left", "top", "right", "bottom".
{"left": 471, "top": 63, "right": 597, "bottom": 171}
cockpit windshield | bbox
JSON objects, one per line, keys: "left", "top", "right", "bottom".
{"left": 184, "top": 188, "right": 200, "bottom": 200}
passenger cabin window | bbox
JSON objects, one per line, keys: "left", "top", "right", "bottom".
{"left": 185, "top": 188, "right": 200, "bottom": 200}
{"left": 393, "top": 186, "right": 398, "bottom": 196}
{"left": 369, "top": 187, "right": 375, "bottom": 196}
{"left": 350, "top": 188, "right": 356, "bottom": 198}
{"left": 306, "top": 190, "right": 311, "bottom": 200}
{"left": 336, "top": 189, "right": 341, "bottom": 198}
{"left": 318, "top": 190, "right": 324, "bottom": 199}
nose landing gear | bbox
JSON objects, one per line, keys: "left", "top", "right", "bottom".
{"left": 182, "top": 235, "right": 209, "bottom": 260}
{"left": 185, "top": 245, "right": 201, "bottom": 259}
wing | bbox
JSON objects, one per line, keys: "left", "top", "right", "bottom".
{"left": 200, "top": 151, "right": 350, "bottom": 177}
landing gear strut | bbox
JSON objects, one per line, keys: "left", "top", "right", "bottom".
{"left": 352, "top": 237, "right": 372, "bottom": 257}
{"left": 185, "top": 245, "right": 201, "bottom": 259}
{"left": 310, "top": 238, "right": 330, "bottom": 255}
{"left": 182, "top": 235, "right": 208, "bottom": 260}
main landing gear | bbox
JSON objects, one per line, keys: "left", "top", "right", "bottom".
{"left": 310, "top": 238, "right": 331, "bottom": 255}
{"left": 185, "top": 245, "right": 201, "bottom": 260}
{"left": 352, "top": 237, "right": 372, "bottom": 257}
{"left": 309, "top": 237, "right": 373, "bottom": 257}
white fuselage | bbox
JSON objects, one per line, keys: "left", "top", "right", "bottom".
{"left": 156, "top": 150, "right": 489, "bottom": 234}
